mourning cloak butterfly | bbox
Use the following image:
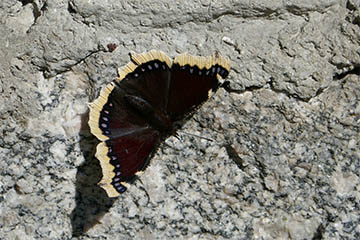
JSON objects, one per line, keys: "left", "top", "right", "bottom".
{"left": 88, "top": 50, "right": 231, "bottom": 197}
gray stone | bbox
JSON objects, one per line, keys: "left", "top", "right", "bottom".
{"left": 1, "top": 0, "right": 359, "bottom": 239}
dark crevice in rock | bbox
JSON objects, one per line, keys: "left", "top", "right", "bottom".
{"left": 210, "top": 10, "right": 276, "bottom": 22}
{"left": 346, "top": 0, "right": 359, "bottom": 11}
{"left": 254, "top": 157, "right": 272, "bottom": 192}
{"left": 67, "top": 2, "right": 93, "bottom": 28}
{"left": 18, "top": 0, "right": 33, "bottom": 5}
{"left": 40, "top": 2, "right": 47, "bottom": 12}
{"left": 345, "top": 11, "right": 360, "bottom": 25}
{"left": 334, "top": 66, "right": 360, "bottom": 80}
{"left": 41, "top": 49, "right": 101, "bottom": 78}
{"left": 222, "top": 77, "right": 323, "bottom": 102}
{"left": 210, "top": 5, "right": 321, "bottom": 22}
{"left": 312, "top": 223, "right": 325, "bottom": 240}
{"left": 312, "top": 212, "right": 337, "bottom": 240}
{"left": 221, "top": 81, "right": 263, "bottom": 94}
{"left": 345, "top": 1, "right": 360, "bottom": 25}
{"left": 21, "top": 1, "right": 43, "bottom": 32}
{"left": 32, "top": 3, "right": 42, "bottom": 20}
{"left": 314, "top": 87, "right": 326, "bottom": 98}
{"left": 224, "top": 144, "right": 245, "bottom": 170}
{"left": 68, "top": 1, "right": 77, "bottom": 14}
{"left": 268, "top": 78, "right": 311, "bottom": 102}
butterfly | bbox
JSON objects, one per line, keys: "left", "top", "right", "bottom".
{"left": 88, "top": 50, "right": 231, "bottom": 197}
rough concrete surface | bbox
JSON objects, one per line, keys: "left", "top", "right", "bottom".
{"left": 0, "top": 0, "right": 359, "bottom": 239}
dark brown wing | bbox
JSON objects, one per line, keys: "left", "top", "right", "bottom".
{"left": 166, "top": 53, "right": 230, "bottom": 120}
{"left": 88, "top": 50, "right": 172, "bottom": 197}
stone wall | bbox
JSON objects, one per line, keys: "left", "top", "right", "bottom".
{"left": 0, "top": 0, "right": 359, "bottom": 239}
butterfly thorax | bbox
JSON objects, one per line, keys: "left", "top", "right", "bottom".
{"left": 124, "top": 94, "right": 172, "bottom": 132}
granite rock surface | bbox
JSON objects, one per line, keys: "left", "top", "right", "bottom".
{"left": 0, "top": 0, "right": 359, "bottom": 239}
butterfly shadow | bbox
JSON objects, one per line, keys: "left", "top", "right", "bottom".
{"left": 70, "top": 110, "right": 116, "bottom": 237}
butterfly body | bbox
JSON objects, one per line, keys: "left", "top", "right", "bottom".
{"left": 123, "top": 94, "right": 172, "bottom": 132}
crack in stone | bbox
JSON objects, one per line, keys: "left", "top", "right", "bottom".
{"left": 41, "top": 49, "right": 101, "bottom": 79}
{"left": 334, "top": 66, "right": 360, "bottom": 80}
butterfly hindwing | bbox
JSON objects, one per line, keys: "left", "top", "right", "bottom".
{"left": 89, "top": 51, "right": 171, "bottom": 197}
{"left": 96, "top": 129, "right": 160, "bottom": 197}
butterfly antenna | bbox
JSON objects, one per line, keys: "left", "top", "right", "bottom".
{"left": 177, "top": 131, "right": 214, "bottom": 142}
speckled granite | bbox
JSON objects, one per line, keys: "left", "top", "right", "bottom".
{"left": 1, "top": 0, "right": 359, "bottom": 239}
